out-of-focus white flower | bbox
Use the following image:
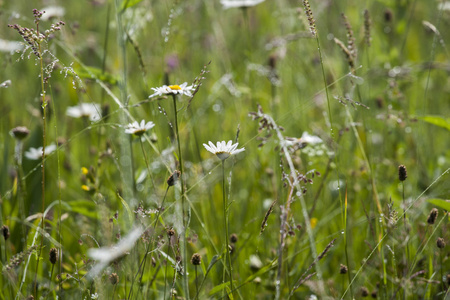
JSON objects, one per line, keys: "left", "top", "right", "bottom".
{"left": 0, "top": 80, "right": 11, "bottom": 88}
{"left": 90, "top": 293, "right": 99, "bottom": 300}
{"left": 0, "top": 39, "right": 23, "bottom": 54}
{"left": 24, "top": 144, "right": 57, "bottom": 160}
{"left": 66, "top": 103, "right": 102, "bottom": 122}
{"left": 87, "top": 227, "right": 143, "bottom": 279}
{"left": 221, "top": 0, "right": 265, "bottom": 9}
{"left": 203, "top": 140, "right": 245, "bottom": 160}
{"left": 124, "top": 120, "right": 155, "bottom": 136}
{"left": 41, "top": 6, "right": 65, "bottom": 21}
{"left": 148, "top": 82, "right": 195, "bottom": 98}
{"left": 301, "top": 132, "right": 322, "bottom": 145}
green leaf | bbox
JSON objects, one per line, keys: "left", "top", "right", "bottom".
{"left": 208, "top": 281, "right": 234, "bottom": 296}
{"left": 427, "top": 198, "right": 450, "bottom": 211}
{"left": 243, "top": 259, "right": 277, "bottom": 284}
{"left": 206, "top": 255, "right": 220, "bottom": 274}
{"left": 71, "top": 66, "right": 118, "bottom": 85}
{"left": 121, "top": 0, "right": 143, "bottom": 11}
{"left": 117, "top": 194, "right": 134, "bottom": 222}
{"left": 66, "top": 200, "right": 98, "bottom": 219}
{"left": 419, "top": 115, "right": 450, "bottom": 131}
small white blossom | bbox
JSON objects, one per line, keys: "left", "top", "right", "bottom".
{"left": 41, "top": 6, "right": 65, "bottom": 21}
{"left": 24, "top": 144, "right": 57, "bottom": 160}
{"left": 203, "top": 140, "right": 245, "bottom": 161}
{"left": 221, "top": 0, "right": 265, "bottom": 9}
{"left": 148, "top": 82, "right": 195, "bottom": 98}
{"left": 301, "top": 132, "right": 322, "bottom": 145}
{"left": 90, "top": 293, "right": 99, "bottom": 300}
{"left": 66, "top": 103, "right": 102, "bottom": 122}
{"left": 0, "top": 80, "right": 11, "bottom": 88}
{"left": 124, "top": 120, "right": 155, "bottom": 136}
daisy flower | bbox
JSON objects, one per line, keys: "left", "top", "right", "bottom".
{"left": 66, "top": 103, "right": 102, "bottom": 122}
{"left": 220, "top": 0, "right": 265, "bottom": 9}
{"left": 203, "top": 140, "right": 245, "bottom": 160}
{"left": 24, "top": 144, "right": 57, "bottom": 160}
{"left": 148, "top": 82, "right": 195, "bottom": 98}
{"left": 124, "top": 120, "right": 155, "bottom": 136}
{"left": 300, "top": 132, "right": 323, "bottom": 145}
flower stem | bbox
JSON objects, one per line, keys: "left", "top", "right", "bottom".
{"left": 171, "top": 94, "right": 189, "bottom": 299}
{"left": 35, "top": 28, "right": 47, "bottom": 300}
{"left": 222, "top": 160, "right": 233, "bottom": 296}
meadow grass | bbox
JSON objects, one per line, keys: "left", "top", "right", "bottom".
{"left": 0, "top": 0, "right": 449, "bottom": 299}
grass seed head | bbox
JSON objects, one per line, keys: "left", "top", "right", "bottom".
{"left": 437, "top": 237, "right": 446, "bottom": 249}
{"left": 230, "top": 233, "right": 238, "bottom": 243}
{"left": 10, "top": 126, "right": 30, "bottom": 140}
{"left": 398, "top": 165, "right": 407, "bottom": 181}
{"left": 427, "top": 208, "right": 438, "bottom": 225}
{"left": 109, "top": 273, "right": 119, "bottom": 285}
{"left": 190, "top": 253, "right": 202, "bottom": 266}
{"left": 167, "top": 170, "right": 181, "bottom": 187}
{"left": 49, "top": 248, "right": 58, "bottom": 265}
{"left": 361, "top": 286, "right": 369, "bottom": 297}
{"left": 339, "top": 264, "right": 348, "bottom": 274}
{"left": 1, "top": 225, "right": 10, "bottom": 240}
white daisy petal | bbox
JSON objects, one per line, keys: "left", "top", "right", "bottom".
{"left": 24, "top": 144, "right": 57, "bottom": 160}
{"left": 66, "top": 103, "right": 102, "bottom": 122}
{"left": 203, "top": 140, "right": 245, "bottom": 161}
{"left": 124, "top": 120, "right": 155, "bottom": 136}
{"left": 148, "top": 82, "right": 195, "bottom": 98}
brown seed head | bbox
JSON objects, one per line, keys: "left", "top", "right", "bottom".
{"left": 49, "top": 248, "right": 58, "bottom": 265}
{"left": 230, "top": 233, "right": 238, "bottom": 243}
{"left": 384, "top": 9, "right": 393, "bottom": 22}
{"left": 437, "top": 237, "right": 446, "bottom": 249}
{"left": 167, "top": 228, "right": 175, "bottom": 237}
{"left": 167, "top": 170, "right": 181, "bottom": 187}
{"left": 361, "top": 286, "right": 369, "bottom": 297}
{"left": 1, "top": 225, "right": 10, "bottom": 241}
{"left": 10, "top": 126, "right": 30, "bottom": 140}
{"left": 398, "top": 165, "right": 407, "bottom": 181}
{"left": 109, "top": 273, "right": 119, "bottom": 285}
{"left": 190, "top": 253, "right": 202, "bottom": 266}
{"left": 339, "top": 264, "right": 348, "bottom": 274}
{"left": 427, "top": 208, "right": 438, "bottom": 225}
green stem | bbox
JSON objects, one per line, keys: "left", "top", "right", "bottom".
{"left": 172, "top": 94, "right": 189, "bottom": 299}
{"left": 35, "top": 26, "right": 47, "bottom": 299}
{"left": 139, "top": 138, "right": 156, "bottom": 190}
{"left": 195, "top": 266, "right": 199, "bottom": 299}
{"left": 222, "top": 161, "right": 233, "bottom": 296}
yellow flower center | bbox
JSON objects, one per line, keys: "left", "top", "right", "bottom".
{"left": 168, "top": 85, "right": 182, "bottom": 90}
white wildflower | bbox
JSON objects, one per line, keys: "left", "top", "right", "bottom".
{"left": 24, "top": 144, "right": 57, "bottom": 160}
{"left": 221, "top": 0, "right": 265, "bottom": 9}
{"left": 124, "top": 120, "right": 155, "bottom": 136}
{"left": 41, "top": 6, "right": 65, "bottom": 21}
{"left": 203, "top": 140, "right": 245, "bottom": 161}
{"left": 148, "top": 82, "right": 195, "bottom": 98}
{"left": 66, "top": 103, "right": 102, "bottom": 122}
{"left": 301, "top": 132, "right": 322, "bottom": 145}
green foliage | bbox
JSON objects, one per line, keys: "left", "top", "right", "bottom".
{"left": 0, "top": 0, "right": 449, "bottom": 299}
